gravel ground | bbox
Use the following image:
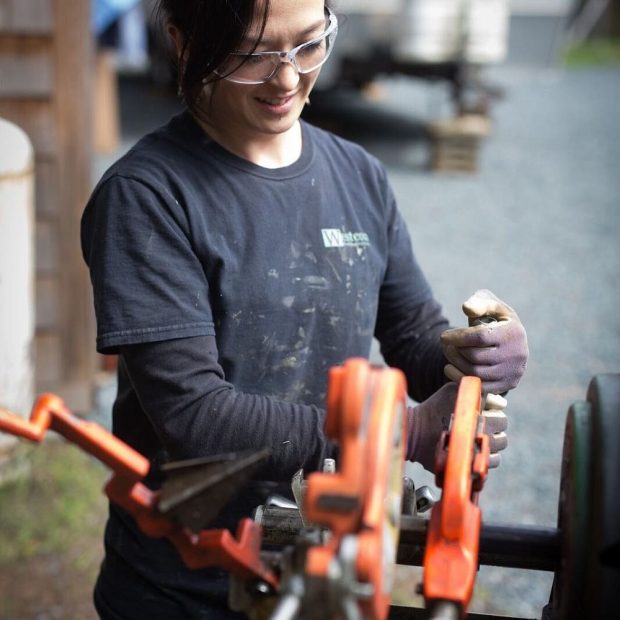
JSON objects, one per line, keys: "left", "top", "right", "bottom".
{"left": 344, "top": 66, "right": 620, "bottom": 616}
{"left": 95, "top": 65, "right": 620, "bottom": 618}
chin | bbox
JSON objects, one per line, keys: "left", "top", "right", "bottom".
{"left": 263, "top": 115, "right": 300, "bottom": 135}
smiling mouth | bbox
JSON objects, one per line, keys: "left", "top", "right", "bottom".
{"left": 258, "top": 96, "right": 291, "bottom": 105}
{"left": 256, "top": 94, "right": 297, "bottom": 110}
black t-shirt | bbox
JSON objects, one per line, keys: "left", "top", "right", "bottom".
{"left": 81, "top": 111, "right": 448, "bottom": 616}
{"left": 84, "top": 111, "right": 433, "bottom": 385}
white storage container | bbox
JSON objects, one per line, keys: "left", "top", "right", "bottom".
{"left": 396, "top": 0, "right": 509, "bottom": 64}
{"left": 0, "top": 118, "right": 35, "bottom": 451}
{"left": 336, "top": 0, "right": 401, "bottom": 14}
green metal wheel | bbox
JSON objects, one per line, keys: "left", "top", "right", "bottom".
{"left": 549, "top": 374, "right": 620, "bottom": 620}
{"left": 586, "top": 374, "right": 620, "bottom": 618}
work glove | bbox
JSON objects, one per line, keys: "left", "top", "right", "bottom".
{"left": 406, "top": 382, "right": 456, "bottom": 473}
{"left": 481, "top": 391, "right": 509, "bottom": 468}
{"left": 440, "top": 289, "right": 529, "bottom": 394}
{"left": 406, "top": 381, "right": 508, "bottom": 472}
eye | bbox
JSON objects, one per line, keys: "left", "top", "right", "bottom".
{"left": 245, "top": 54, "right": 270, "bottom": 65}
{"left": 297, "top": 39, "right": 325, "bottom": 57}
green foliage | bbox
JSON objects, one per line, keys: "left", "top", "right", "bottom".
{"left": 0, "top": 440, "right": 107, "bottom": 563}
{"left": 563, "top": 38, "right": 620, "bottom": 66}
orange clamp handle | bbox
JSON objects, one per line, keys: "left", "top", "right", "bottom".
{"left": 0, "top": 395, "right": 279, "bottom": 590}
{"left": 423, "top": 376, "right": 490, "bottom": 617}
{"left": 0, "top": 393, "right": 149, "bottom": 479}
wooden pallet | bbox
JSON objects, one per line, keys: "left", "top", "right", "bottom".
{"left": 427, "top": 114, "right": 492, "bottom": 173}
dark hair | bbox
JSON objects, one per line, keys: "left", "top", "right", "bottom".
{"left": 154, "top": 0, "right": 271, "bottom": 108}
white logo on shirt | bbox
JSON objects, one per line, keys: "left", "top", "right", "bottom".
{"left": 321, "top": 229, "right": 370, "bottom": 248}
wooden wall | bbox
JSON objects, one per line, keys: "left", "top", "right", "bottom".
{"left": 0, "top": 0, "right": 98, "bottom": 412}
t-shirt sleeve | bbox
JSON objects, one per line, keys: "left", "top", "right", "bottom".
{"left": 378, "top": 180, "right": 433, "bottom": 311}
{"left": 374, "top": 177, "right": 450, "bottom": 401}
{"left": 81, "top": 174, "right": 215, "bottom": 353}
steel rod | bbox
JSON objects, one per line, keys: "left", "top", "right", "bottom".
{"left": 397, "top": 516, "right": 561, "bottom": 571}
{"left": 259, "top": 509, "right": 562, "bottom": 572}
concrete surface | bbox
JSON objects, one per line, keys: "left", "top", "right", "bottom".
{"left": 93, "top": 63, "right": 620, "bottom": 618}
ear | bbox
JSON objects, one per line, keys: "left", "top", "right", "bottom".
{"left": 167, "top": 23, "right": 185, "bottom": 59}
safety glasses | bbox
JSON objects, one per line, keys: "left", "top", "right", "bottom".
{"left": 215, "top": 8, "right": 338, "bottom": 85}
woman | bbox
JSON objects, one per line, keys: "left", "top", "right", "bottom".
{"left": 81, "top": 0, "right": 528, "bottom": 617}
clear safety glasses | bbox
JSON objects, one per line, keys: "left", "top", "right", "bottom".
{"left": 215, "top": 8, "right": 338, "bottom": 85}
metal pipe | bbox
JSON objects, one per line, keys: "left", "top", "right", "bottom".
{"left": 397, "top": 516, "right": 561, "bottom": 572}
{"left": 478, "top": 522, "right": 561, "bottom": 571}
{"left": 426, "top": 600, "right": 461, "bottom": 620}
{"left": 271, "top": 593, "right": 301, "bottom": 620}
{"left": 259, "top": 510, "right": 562, "bottom": 572}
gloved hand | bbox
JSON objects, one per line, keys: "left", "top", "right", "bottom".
{"left": 406, "top": 382, "right": 456, "bottom": 473}
{"left": 440, "top": 289, "right": 528, "bottom": 394}
{"left": 406, "top": 382, "right": 509, "bottom": 472}
{"left": 481, "top": 392, "right": 509, "bottom": 468}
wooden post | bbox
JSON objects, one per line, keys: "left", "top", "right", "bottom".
{"left": 53, "top": 0, "right": 97, "bottom": 409}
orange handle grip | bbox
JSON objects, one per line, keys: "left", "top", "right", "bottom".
{"left": 0, "top": 393, "right": 149, "bottom": 479}
{"left": 0, "top": 394, "right": 279, "bottom": 589}
{"left": 441, "top": 377, "right": 481, "bottom": 541}
{"left": 423, "top": 376, "right": 491, "bottom": 616}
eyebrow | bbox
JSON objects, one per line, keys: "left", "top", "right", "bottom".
{"left": 245, "top": 17, "right": 326, "bottom": 47}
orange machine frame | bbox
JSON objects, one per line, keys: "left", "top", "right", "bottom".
{"left": 304, "top": 358, "right": 408, "bottom": 620}
{"left": 1, "top": 366, "right": 492, "bottom": 619}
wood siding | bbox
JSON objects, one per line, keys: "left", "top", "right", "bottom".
{"left": 0, "top": 0, "right": 97, "bottom": 412}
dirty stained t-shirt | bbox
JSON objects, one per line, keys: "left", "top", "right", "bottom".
{"left": 80, "top": 111, "right": 448, "bottom": 614}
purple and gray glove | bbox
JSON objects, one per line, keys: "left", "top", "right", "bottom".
{"left": 440, "top": 289, "right": 528, "bottom": 394}
{"left": 437, "top": 289, "right": 528, "bottom": 468}
{"left": 406, "top": 381, "right": 509, "bottom": 472}
{"left": 406, "top": 382, "right": 456, "bottom": 472}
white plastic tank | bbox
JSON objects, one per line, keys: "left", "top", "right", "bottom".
{"left": 0, "top": 118, "right": 35, "bottom": 453}
{"left": 396, "top": 0, "right": 510, "bottom": 64}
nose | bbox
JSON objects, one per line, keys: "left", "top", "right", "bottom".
{"left": 271, "top": 59, "right": 300, "bottom": 90}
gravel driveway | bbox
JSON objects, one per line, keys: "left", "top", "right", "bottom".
{"left": 325, "top": 65, "right": 620, "bottom": 616}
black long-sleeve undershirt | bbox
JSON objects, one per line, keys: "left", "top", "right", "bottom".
{"left": 118, "top": 333, "right": 333, "bottom": 482}
{"left": 115, "top": 297, "right": 450, "bottom": 483}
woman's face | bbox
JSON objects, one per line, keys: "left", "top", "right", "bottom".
{"left": 204, "top": 0, "right": 327, "bottom": 142}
